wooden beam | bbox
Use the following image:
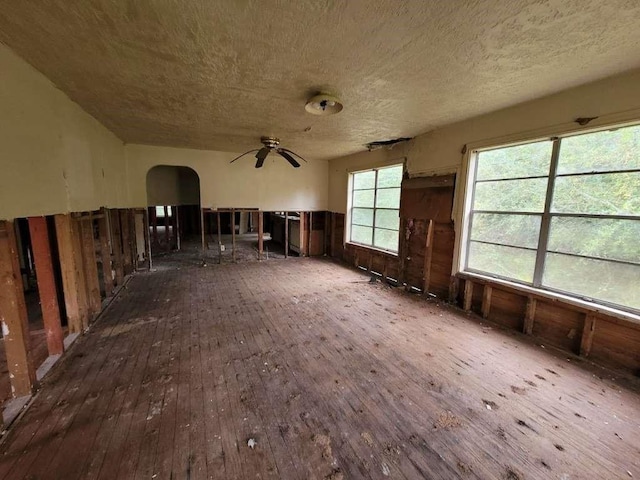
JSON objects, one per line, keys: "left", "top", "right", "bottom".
{"left": 54, "top": 214, "right": 88, "bottom": 333}
{"left": 324, "top": 211, "right": 329, "bottom": 256}
{"left": 97, "top": 209, "right": 114, "bottom": 295}
{"left": 299, "top": 212, "right": 306, "bottom": 257}
{"left": 463, "top": 279, "right": 474, "bottom": 312}
{"left": 330, "top": 213, "right": 336, "bottom": 257}
{"left": 481, "top": 285, "right": 492, "bottom": 319}
{"left": 120, "top": 210, "right": 133, "bottom": 275}
{"left": 231, "top": 208, "right": 236, "bottom": 263}
{"left": 422, "top": 219, "right": 435, "bottom": 295}
{"left": 28, "top": 217, "right": 64, "bottom": 356}
{"left": 580, "top": 313, "right": 597, "bottom": 357}
{"left": 110, "top": 209, "right": 124, "bottom": 285}
{"left": 448, "top": 276, "right": 459, "bottom": 305}
{"left": 284, "top": 212, "right": 289, "bottom": 258}
{"left": 175, "top": 206, "right": 181, "bottom": 251}
{"left": 200, "top": 207, "right": 206, "bottom": 257}
{"left": 308, "top": 212, "right": 313, "bottom": 256}
{"left": 143, "top": 208, "right": 152, "bottom": 270}
{"left": 217, "top": 211, "right": 222, "bottom": 264}
{"left": 80, "top": 216, "right": 101, "bottom": 322}
{"left": 164, "top": 206, "right": 170, "bottom": 253}
{"left": 129, "top": 209, "right": 139, "bottom": 270}
{"left": 523, "top": 296, "right": 536, "bottom": 335}
{"left": 151, "top": 207, "right": 158, "bottom": 248}
{"left": 258, "top": 211, "right": 264, "bottom": 261}
{"left": 0, "top": 221, "right": 37, "bottom": 397}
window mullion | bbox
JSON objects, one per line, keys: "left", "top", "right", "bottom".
{"left": 533, "top": 138, "right": 561, "bottom": 287}
{"left": 372, "top": 170, "right": 379, "bottom": 245}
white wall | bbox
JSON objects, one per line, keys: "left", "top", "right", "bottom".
{"left": 126, "top": 144, "right": 329, "bottom": 211}
{"left": 0, "top": 43, "right": 128, "bottom": 220}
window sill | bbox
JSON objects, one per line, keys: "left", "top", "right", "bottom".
{"left": 457, "top": 270, "right": 640, "bottom": 328}
{"left": 345, "top": 242, "right": 399, "bottom": 258}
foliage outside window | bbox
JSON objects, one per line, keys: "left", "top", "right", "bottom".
{"left": 465, "top": 123, "right": 640, "bottom": 313}
{"left": 349, "top": 165, "right": 403, "bottom": 253}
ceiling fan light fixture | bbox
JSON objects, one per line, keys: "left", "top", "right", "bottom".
{"left": 305, "top": 93, "right": 343, "bottom": 115}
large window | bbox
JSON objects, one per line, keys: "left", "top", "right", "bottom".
{"left": 349, "top": 164, "right": 403, "bottom": 253}
{"left": 465, "top": 123, "right": 640, "bottom": 313}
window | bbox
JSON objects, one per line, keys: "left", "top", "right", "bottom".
{"left": 348, "top": 164, "right": 403, "bottom": 253}
{"left": 465, "top": 123, "right": 640, "bottom": 313}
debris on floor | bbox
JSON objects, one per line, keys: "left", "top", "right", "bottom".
{"left": 247, "top": 438, "right": 257, "bottom": 449}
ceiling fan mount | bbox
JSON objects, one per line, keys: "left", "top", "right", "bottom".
{"left": 230, "top": 137, "right": 308, "bottom": 169}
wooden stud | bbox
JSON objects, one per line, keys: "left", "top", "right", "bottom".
{"left": 217, "top": 211, "right": 222, "bottom": 264}
{"left": 200, "top": 207, "right": 206, "bottom": 258}
{"left": 284, "top": 212, "right": 289, "bottom": 258}
{"left": 481, "top": 285, "right": 492, "bottom": 319}
{"left": 143, "top": 208, "right": 152, "bottom": 270}
{"left": 448, "top": 276, "right": 459, "bottom": 304}
{"left": 0, "top": 220, "right": 37, "bottom": 396}
{"left": 258, "top": 212, "right": 264, "bottom": 261}
{"left": 151, "top": 207, "right": 158, "bottom": 247}
{"left": 308, "top": 211, "right": 313, "bottom": 256}
{"left": 119, "top": 210, "right": 133, "bottom": 275}
{"left": 129, "top": 209, "right": 139, "bottom": 270}
{"left": 54, "top": 214, "right": 88, "bottom": 333}
{"left": 422, "top": 219, "right": 435, "bottom": 295}
{"left": 27, "top": 217, "right": 64, "bottom": 356}
{"left": 580, "top": 313, "right": 597, "bottom": 357}
{"left": 163, "top": 206, "right": 170, "bottom": 253}
{"left": 110, "top": 210, "right": 124, "bottom": 285}
{"left": 175, "top": 206, "right": 181, "bottom": 251}
{"left": 231, "top": 208, "right": 236, "bottom": 263}
{"left": 98, "top": 209, "right": 114, "bottom": 295}
{"left": 80, "top": 215, "right": 101, "bottom": 321}
{"left": 299, "top": 212, "right": 306, "bottom": 257}
{"left": 523, "top": 296, "right": 536, "bottom": 335}
{"left": 330, "top": 213, "right": 336, "bottom": 257}
{"left": 463, "top": 280, "right": 474, "bottom": 312}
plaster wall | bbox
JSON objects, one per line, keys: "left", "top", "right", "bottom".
{"left": 146, "top": 165, "right": 200, "bottom": 206}
{"left": 126, "top": 144, "right": 329, "bottom": 211}
{"left": 328, "top": 68, "right": 640, "bottom": 214}
{"left": 0, "top": 43, "right": 127, "bottom": 220}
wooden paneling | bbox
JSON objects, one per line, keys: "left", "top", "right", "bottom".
{"left": 532, "top": 301, "right": 583, "bottom": 353}
{"left": 589, "top": 315, "right": 640, "bottom": 374}
{"left": 486, "top": 288, "right": 527, "bottom": 331}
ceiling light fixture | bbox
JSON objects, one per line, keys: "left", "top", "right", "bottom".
{"left": 305, "top": 93, "right": 343, "bottom": 115}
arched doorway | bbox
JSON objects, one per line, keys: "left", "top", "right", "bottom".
{"left": 146, "top": 165, "right": 201, "bottom": 261}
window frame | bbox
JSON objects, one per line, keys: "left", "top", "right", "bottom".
{"left": 462, "top": 123, "right": 640, "bottom": 315}
{"left": 347, "top": 164, "right": 403, "bottom": 254}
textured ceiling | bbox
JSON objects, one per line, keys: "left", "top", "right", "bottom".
{"left": 1, "top": 0, "right": 640, "bottom": 160}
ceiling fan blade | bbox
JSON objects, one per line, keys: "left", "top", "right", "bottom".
{"left": 277, "top": 150, "right": 300, "bottom": 168}
{"left": 229, "top": 149, "right": 260, "bottom": 164}
{"left": 255, "top": 147, "right": 270, "bottom": 168}
{"left": 280, "top": 148, "right": 308, "bottom": 163}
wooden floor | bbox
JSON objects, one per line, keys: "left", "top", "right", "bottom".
{"left": 0, "top": 253, "right": 638, "bottom": 479}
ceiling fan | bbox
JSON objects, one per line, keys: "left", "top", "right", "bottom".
{"left": 229, "top": 137, "right": 308, "bottom": 169}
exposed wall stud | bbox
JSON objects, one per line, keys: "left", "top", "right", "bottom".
{"left": 422, "top": 219, "right": 434, "bottom": 295}
{"left": 580, "top": 313, "right": 597, "bottom": 357}
{"left": 463, "top": 280, "right": 474, "bottom": 312}
{"left": 0, "top": 220, "right": 37, "bottom": 397}
{"left": 98, "top": 208, "right": 114, "bottom": 294}
{"left": 80, "top": 215, "right": 101, "bottom": 322}
{"left": 524, "top": 296, "right": 536, "bottom": 335}
{"left": 28, "top": 216, "right": 64, "bottom": 355}
{"left": 258, "top": 212, "right": 264, "bottom": 261}
{"left": 217, "top": 211, "right": 222, "bottom": 264}
{"left": 481, "top": 285, "right": 492, "bottom": 319}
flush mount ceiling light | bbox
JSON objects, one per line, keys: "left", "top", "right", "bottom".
{"left": 305, "top": 93, "right": 343, "bottom": 115}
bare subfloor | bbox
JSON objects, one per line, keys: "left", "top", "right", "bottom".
{"left": 0, "top": 253, "right": 638, "bottom": 479}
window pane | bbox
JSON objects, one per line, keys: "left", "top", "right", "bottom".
{"left": 353, "top": 170, "right": 376, "bottom": 190}
{"left": 473, "top": 178, "right": 548, "bottom": 212}
{"left": 557, "top": 125, "right": 640, "bottom": 175}
{"left": 377, "top": 165, "right": 403, "bottom": 188}
{"left": 353, "top": 189, "right": 375, "bottom": 208}
{"left": 374, "top": 228, "right": 399, "bottom": 252}
{"left": 351, "top": 225, "right": 373, "bottom": 245}
{"left": 476, "top": 141, "right": 552, "bottom": 181}
{"left": 467, "top": 241, "right": 536, "bottom": 283}
{"left": 552, "top": 172, "right": 640, "bottom": 215}
{"left": 543, "top": 253, "right": 640, "bottom": 311}
{"left": 375, "top": 188, "right": 400, "bottom": 209}
{"left": 547, "top": 217, "right": 640, "bottom": 264}
{"left": 352, "top": 208, "right": 374, "bottom": 227}
{"left": 375, "top": 209, "right": 399, "bottom": 230}
{"left": 471, "top": 213, "right": 541, "bottom": 249}
{"left": 155, "top": 206, "right": 165, "bottom": 216}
